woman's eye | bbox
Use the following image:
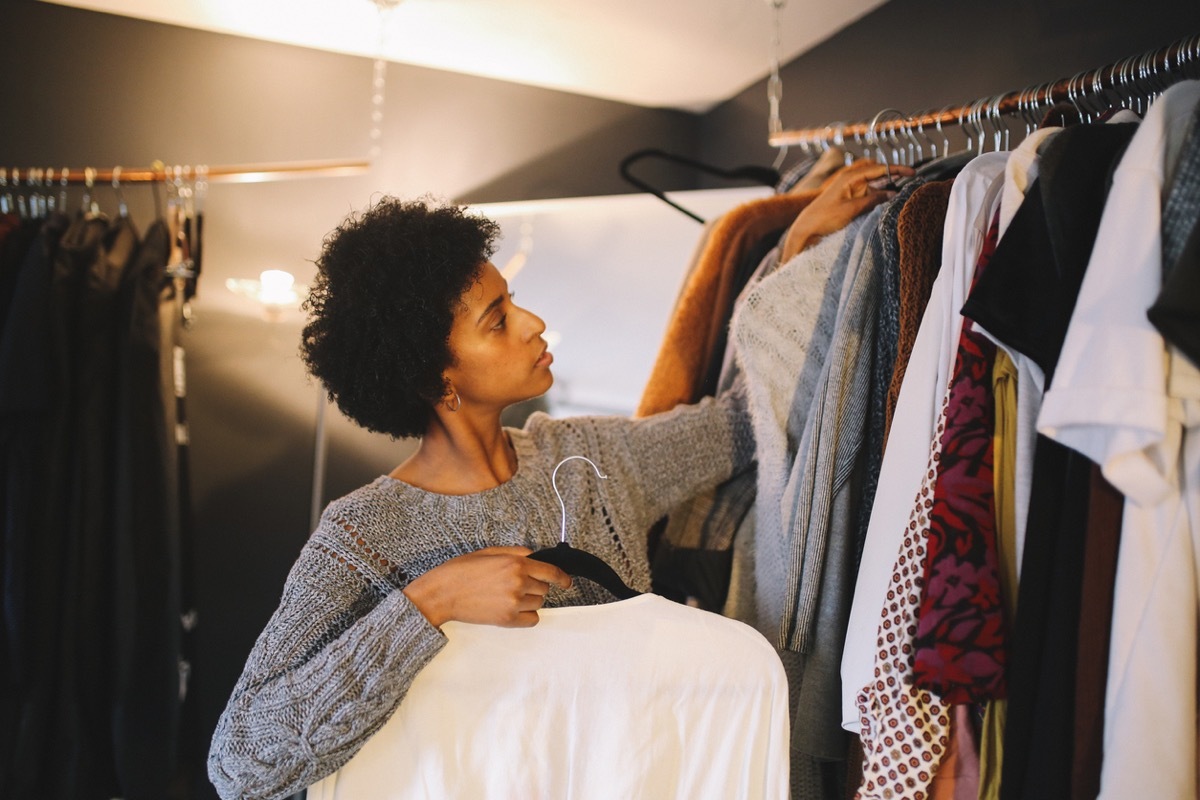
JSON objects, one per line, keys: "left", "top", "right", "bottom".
{"left": 492, "top": 314, "right": 507, "bottom": 331}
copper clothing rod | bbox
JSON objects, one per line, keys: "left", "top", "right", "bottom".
{"left": 769, "top": 32, "right": 1200, "bottom": 148}
{"left": 1, "top": 158, "right": 370, "bottom": 186}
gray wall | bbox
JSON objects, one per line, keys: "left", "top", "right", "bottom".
{"left": 3, "top": 0, "right": 1200, "bottom": 796}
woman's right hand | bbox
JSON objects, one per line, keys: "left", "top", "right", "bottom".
{"left": 402, "top": 546, "right": 572, "bottom": 629}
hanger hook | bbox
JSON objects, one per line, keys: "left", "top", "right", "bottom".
{"left": 112, "top": 165, "right": 129, "bottom": 218}
{"left": 990, "top": 95, "right": 1006, "bottom": 151}
{"left": 867, "top": 107, "right": 905, "bottom": 180}
{"left": 551, "top": 455, "right": 607, "bottom": 544}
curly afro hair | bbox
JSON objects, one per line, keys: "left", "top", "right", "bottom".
{"left": 301, "top": 196, "right": 501, "bottom": 439}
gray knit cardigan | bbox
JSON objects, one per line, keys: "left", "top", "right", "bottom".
{"left": 208, "top": 392, "right": 754, "bottom": 800}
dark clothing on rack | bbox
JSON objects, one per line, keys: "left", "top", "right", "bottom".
{"left": 961, "top": 122, "right": 1136, "bottom": 800}
{"left": 0, "top": 209, "right": 191, "bottom": 800}
{"left": 0, "top": 214, "right": 32, "bottom": 332}
{"left": 1148, "top": 100, "right": 1200, "bottom": 366}
{"left": 111, "top": 221, "right": 186, "bottom": 798}
{"left": 1071, "top": 466, "right": 1124, "bottom": 800}
{"left": 53, "top": 213, "right": 122, "bottom": 797}
{"left": 0, "top": 212, "right": 69, "bottom": 798}
{"left": 71, "top": 214, "right": 139, "bottom": 797}
{"left": 960, "top": 125, "right": 1136, "bottom": 373}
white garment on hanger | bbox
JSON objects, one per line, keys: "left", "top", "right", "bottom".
{"left": 839, "top": 151, "right": 1008, "bottom": 733}
{"left": 1037, "top": 79, "right": 1200, "bottom": 800}
{"left": 306, "top": 594, "right": 790, "bottom": 800}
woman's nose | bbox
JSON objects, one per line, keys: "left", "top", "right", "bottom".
{"left": 520, "top": 306, "right": 547, "bottom": 340}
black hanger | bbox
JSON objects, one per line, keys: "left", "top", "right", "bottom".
{"left": 528, "top": 455, "right": 641, "bottom": 601}
{"left": 529, "top": 542, "right": 640, "bottom": 600}
{"left": 619, "top": 148, "right": 781, "bottom": 224}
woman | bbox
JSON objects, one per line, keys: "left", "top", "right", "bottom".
{"left": 208, "top": 169, "right": 896, "bottom": 799}
{"left": 206, "top": 196, "right": 756, "bottom": 800}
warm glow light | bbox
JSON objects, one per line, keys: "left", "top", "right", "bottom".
{"left": 258, "top": 269, "right": 298, "bottom": 305}
{"left": 225, "top": 269, "right": 307, "bottom": 320}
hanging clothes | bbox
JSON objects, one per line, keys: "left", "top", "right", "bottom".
{"left": 1037, "top": 78, "right": 1200, "bottom": 800}
{"left": 731, "top": 214, "right": 864, "bottom": 644}
{"left": 637, "top": 192, "right": 820, "bottom": 418}
{"left": 884, "top": 181, "right": 952, "bottom": 443}
{"left": 0, "top": 196, "right": 195, "bottom": 800}
{"left": 840, "top": 152, "right": 1007, "bottom": 735}
{"left": 962, "top": 120, "right": 1139, "bottom": 800}
{"left": 0, "top": 211, "right": 71, "bottom": 798}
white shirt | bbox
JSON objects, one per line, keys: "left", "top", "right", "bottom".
{"left": 1038, "top": 79, "right": 1200, "bottom": 800}
{"left": 840, "top": 151, "right": 1008, "bottom": 732}
{"left": 307, "top": 594, "right": 790, "bottom": 800}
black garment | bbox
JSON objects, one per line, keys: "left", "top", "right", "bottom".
{"left": 0, "top": 215, "right": 69, "bottom": 796}
{"left": 0, "top": 215, "right": 36, "bottom": 334}
{"left": 1071, "top": 466, "right": 1124, "bottom": 800}
{"left": 1148, "top": 99, "right": 1200, "bottom": 366}
{"left": 49, "top": 214, "right": 122, "bottom": 799}
{"left": 961, "top": 123, "right": 1137, "bottom": 800}
{"left": 0, "top": 212, "right": 71, "bottom": 799}
{"left": 110, "top": 221, "right": 185, "bottom": 799}
{"left": 2, "top": 215, "right": 190, "bottom": 799}
{"left": 69, "top": 215, "right": 139, "bottom": 798}
{"left": 961, "top": 124, "right": 1137, "bottom": 374}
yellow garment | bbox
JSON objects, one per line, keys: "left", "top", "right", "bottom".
{"left": 979, "top": 350, "right": 1018, "bottom": 800}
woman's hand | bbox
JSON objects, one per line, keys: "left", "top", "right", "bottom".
{"left": 780, "top": 159, "right": 915, "bottom": 263}
{"left": 402, "top": 546, "right": 572, "bottom": 629}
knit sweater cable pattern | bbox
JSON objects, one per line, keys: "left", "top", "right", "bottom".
{"left": 208, "top": 392, "right": 755, "bottom": 800}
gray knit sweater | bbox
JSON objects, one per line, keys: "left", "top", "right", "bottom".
{"left": 207, "top": 392, "right": 754, "bottom": 800}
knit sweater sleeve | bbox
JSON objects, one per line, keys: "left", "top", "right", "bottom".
{"left": 206, "top": 522, "right": 446, "bottom": 800}
{"left": 589, "top": 380, "right": 756, "bottom": 530}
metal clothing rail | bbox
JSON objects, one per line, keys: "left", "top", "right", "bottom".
{"left": 0, "top": 157, "right": 370, "bottom": 187}
{"left": 769, "top": 33, "right": 1200, "bottom": 149}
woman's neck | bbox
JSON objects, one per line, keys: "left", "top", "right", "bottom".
{"left": 390, "top": 410, "right": 517, "bottom": 495}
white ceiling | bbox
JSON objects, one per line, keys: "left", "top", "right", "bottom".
{"left": 42, "top": 0, "right": 887, "bottom": 112}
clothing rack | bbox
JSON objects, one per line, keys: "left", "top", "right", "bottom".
{"left": 769, "top": 33, "right": 1200, "bottom": 150}
{"left": 0, "top": 157, "right": 370, "bottom": 187}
